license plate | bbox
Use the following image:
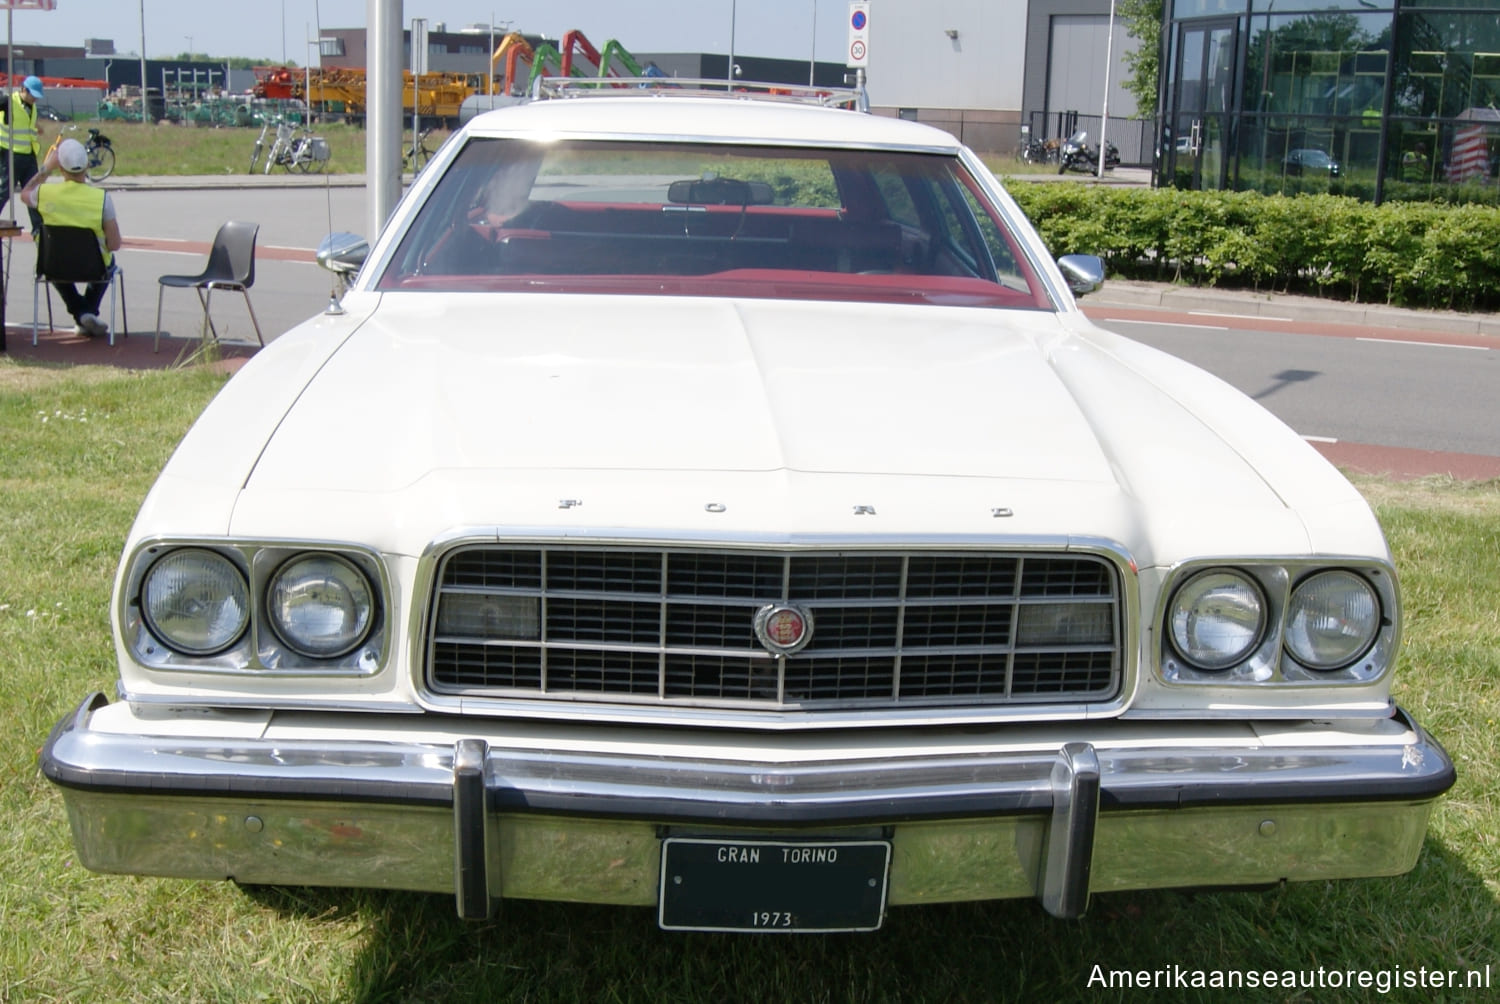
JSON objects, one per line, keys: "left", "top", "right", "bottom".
{"left": 658, "top": 837, "right": 890, "bottom": 932}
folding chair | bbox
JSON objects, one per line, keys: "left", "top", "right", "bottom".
{"left": 32, "top": 224, "right": 128, "bottom": 346}
{"left": 154, "top": 220, "right": 264, "bottom": 351}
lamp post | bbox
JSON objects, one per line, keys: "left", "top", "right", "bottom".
{"left": 727, "top": 0, "right": 736, "bottom": 83}
{"left": 809, "top": 0, "right": 817, "bottom": 86}
{"left": 1097, "top": 0, "right": 1116, "bottom": 179}
{"left": 139, "top": 0, "right": 148, "bottom": 122}
{"left": 306, "top": 28, "right": 315, "bottom": 125}
{"left": 411, "top": 17, "right": 426, "bottom": 173}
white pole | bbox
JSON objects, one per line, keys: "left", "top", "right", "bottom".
{"left": 312, "top": 0, "right": 323, "bottom": 121}
{"left": 809, "top": 0, "right": 817, "bottom": 86}
{"left": 6, "top": 6, "right": 13, "bottom": 228}
{"left": 411, "top": 16, "right": 424, "bottom": 171}
{"left": 367, "top": 0, "right": 403, "bottom": 238}
{"left": 139, "top": 0, "right": 149, "bottom": 122}
{"left": 1097, "top": 0, "right": 1116, "bottom": 179}
{"left": 727, "top": 0, "right": 736, "bottom": 83}
{"left": 488, "top": 13, "right": 494, "bottom": 97}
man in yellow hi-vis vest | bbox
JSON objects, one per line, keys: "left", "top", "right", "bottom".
{"left": 1, "top": 75, "right": 46, "bottom": 234}
{"left": 20, "top": 137, "right": 122, "bottom": 338}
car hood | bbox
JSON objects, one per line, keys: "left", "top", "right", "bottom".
{"left": 144, "top": 293, "right": 1380, "bottom": 565}
{"left": 252, "top": 295, "right": 1117, "bottom": 485}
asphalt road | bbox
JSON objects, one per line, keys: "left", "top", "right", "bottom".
{"left": 1088, "top": 313, "right": 1500, "bottom": 458}
{"left": 4, "top": 183, "right": 367, "bottom": 346}
{"left": 6, "top": 181, "right": 1497, "bottom": 477}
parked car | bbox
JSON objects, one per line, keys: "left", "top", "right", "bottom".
{"left": 1283, "top": 147, "right": 1342, "bottom": 177}
{"left": 42, "top": 78, "right": 1452, "bottom": 933}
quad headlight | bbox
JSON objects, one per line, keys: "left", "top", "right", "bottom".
{"left": 140, "top": 548, "right": 251, "bottom": 655}
{"left": 129, "top": 542, "right": 385, "bottom": 672}
{"left": 1284, "top": 570, "right": 1381, "bottom": 670}
{"left": 1167, "top": 570, "right": 1267, "bottom": 671}
{"left": 1162, "top": 562, "right": 1392, "bottom": 682}
{"left": 265, "top": 553, "right": 376, "bottom": 658}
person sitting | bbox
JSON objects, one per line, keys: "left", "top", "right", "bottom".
{"left": 20, "top": 137, "right": 122, "bottom": 337}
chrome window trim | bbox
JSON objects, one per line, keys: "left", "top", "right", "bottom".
{"left": 406, "top": 528, "right": 1141, "bottom": 730}
{"left": 1155, "top": 557, "right": 1400, "bottom": 687}
{"left": 120, "top": 536, "right": 392, "bottom": 678}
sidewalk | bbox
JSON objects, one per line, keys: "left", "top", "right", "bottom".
{"left": 103, "top": 172, "right": 371, "bottom": 192}
{"left": 1083, "top": 276, "right": 1500, "bottom": 339}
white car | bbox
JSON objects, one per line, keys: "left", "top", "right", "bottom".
{"left": 43, "top": 80, "right": 1452, "bottom": 933}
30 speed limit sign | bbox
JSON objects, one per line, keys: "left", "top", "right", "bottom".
{"left": 847, "top": 2, "right": 869, "bottom": 68}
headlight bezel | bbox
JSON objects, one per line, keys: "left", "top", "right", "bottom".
{"left": 123, "top": 538, "right": 388, "bottom": 676}
{"left": 1159, "top": 558, "right": 1396, "bottom": 687}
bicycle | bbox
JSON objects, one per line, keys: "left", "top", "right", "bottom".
{"left": 403, "top": 125, "right": 436, "bottom": 174}
{"left": 247, "top": 117, "right": 273, "bottom": 173}
{"left": 64, "top": 126, "right": 115, "bottom": 181}
{"left": 250, "top": 118, "right": 329, "bottom": 174}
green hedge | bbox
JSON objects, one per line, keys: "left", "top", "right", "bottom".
{"left": 1006, "top": 184, "right": 1500, "bottom": 312}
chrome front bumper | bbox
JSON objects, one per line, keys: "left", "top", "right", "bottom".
{"left": 42, "top": 694, "right": 1455, "bottom": 921}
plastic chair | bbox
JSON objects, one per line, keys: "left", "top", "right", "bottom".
{"left": 33, "top": 224, "right": 128, "bottom": 346}
{"left": 153, "top": 220, "right": 264, "bottom": 351}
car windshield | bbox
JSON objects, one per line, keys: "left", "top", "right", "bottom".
{"left": 376, "top": 138, "right": 1050, "bottom": 310}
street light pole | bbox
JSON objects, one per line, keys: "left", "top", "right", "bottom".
{"left": 809, "top": 0, "right": 817, "bottom": 85}
{"left": 727, "top": 0, "right": 736, "bottom": 83}
{"left": 1097, "top": 0, "right": 1116, "bottom": 179}
{"left": 138, "top": 0, "right": 149, "bottom": 122}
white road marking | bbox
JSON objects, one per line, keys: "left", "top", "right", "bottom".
{"left": 1187, "top": 311, "right": 1291, "bottom": 323}
{"left": 1302, "top": 435, "right": 1339, "bottom": 444}
{"left": 1355, "top": 337, "right": 1489, "bottom": 351}
{"left": 1105, "top": 319, "right": 1229, "bottom": 331}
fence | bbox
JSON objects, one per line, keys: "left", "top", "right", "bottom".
{"left": 1025, "top": 110, "right": 1157, "bottom": 168}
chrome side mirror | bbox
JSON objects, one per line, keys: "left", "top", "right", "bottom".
{"left": 317, "top": 231, "right": 369, "bottom": 277}
{"left": 316, "top": 232, "right": 369, "bottom": 314}
{"left": 1056, "top": 254, "right": 1105, "bottom": 297}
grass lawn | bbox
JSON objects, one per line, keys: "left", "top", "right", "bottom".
{"left": 1, "top": 358, "right": 1496, "bottom": 1002}
{"left": 41, "top": 119, "right": 436, "bottom": 178}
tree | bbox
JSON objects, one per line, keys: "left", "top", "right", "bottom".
{"left": 1119, "top": 0, "right": 1162, "bottom": 118}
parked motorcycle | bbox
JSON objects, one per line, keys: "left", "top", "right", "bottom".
{"left": 1019, "top": 137, "right": 1059, "bottom": 165}
{"left": 1056, "top": 130, "right": 1121, "bottom": 174}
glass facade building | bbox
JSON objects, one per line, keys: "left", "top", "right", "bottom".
{"left": 1160, "top": 0, "right": 1500, "bottom": 203}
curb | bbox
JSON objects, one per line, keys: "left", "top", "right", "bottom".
{"left": 103, "top": 173, "right": 373, "bottom": 192}
{"left": 1083, "top": 278, "right": 1500, "bottom": 339}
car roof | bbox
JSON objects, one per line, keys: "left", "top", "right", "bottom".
{"left": 464, "top": 95, "right": 965, "bottom": 154}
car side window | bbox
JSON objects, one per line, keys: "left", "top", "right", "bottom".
{"left": 956, "top": 183, "right": 1024, "bottom": 286}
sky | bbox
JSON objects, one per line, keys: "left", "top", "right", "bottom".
{"left": 2, "top": 1, "right": 854, "bottom": 66}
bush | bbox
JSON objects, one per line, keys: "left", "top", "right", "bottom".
{"left": 1006, "top": 184, "right": 1500, "bottom": 311}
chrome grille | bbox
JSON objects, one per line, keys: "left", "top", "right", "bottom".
{"left": 426, "top": 547, "right": 1122, "bottom": 709}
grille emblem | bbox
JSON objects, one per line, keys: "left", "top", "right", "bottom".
{"left": 754, "top": 603, "right": 813, "bottom": 656}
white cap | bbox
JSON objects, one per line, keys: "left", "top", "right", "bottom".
{"left": 56, "top": 138, "right": 88, "bottom": 173}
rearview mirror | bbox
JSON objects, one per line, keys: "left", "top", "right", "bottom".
{"left": 667, "top": 178, "right": 775, "bottom": 206}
